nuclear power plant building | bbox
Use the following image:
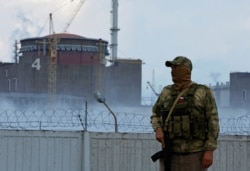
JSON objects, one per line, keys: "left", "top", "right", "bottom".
{"left": 0, "top": 33, "right": 143, "bottom": 108}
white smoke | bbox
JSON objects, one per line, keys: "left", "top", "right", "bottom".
{"left": 12, "top": 10, "right": 43, "bottom": 39}
{"left": 209, "top": 72, "right": 221, "bottom": 84}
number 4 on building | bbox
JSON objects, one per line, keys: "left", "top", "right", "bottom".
{"left": 32, "top": 58, "right": 41, "bottom": 70}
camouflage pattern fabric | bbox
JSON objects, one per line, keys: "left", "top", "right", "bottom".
{"left": 150, "top": 82, "right": 219, "bottom": 153}
{"left": 165, "top": 56, "right": 193, "bottom": 71}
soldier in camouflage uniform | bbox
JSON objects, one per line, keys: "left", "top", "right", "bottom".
{"left": 150, "top": 56, "right": 219, "bottom": 171}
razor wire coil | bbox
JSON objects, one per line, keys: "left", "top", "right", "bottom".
{"left": 0, "top": 109, "right": 250, "bottom": 135}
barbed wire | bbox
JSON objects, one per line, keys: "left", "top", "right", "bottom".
{"left": 219, "top": 114, "right": 250, "bottom": 135}
{"left": 0, "top": 109, "right": 250, "bottom": 135}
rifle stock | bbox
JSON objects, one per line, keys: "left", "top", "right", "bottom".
{"left": 151, "top": 109, "right": 171, "bottom": 171}
{"left": 151, "top": 150, "right": 164, "bottom": 162}
{"left": 151, "top": 133, "right": 171, "bottom": 171}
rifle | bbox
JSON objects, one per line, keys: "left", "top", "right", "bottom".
{"left": 151, "top": 109, "right": 171, "bottom": 171}
{"left": 151, "top": 88, "right": 188, "bottom": 171}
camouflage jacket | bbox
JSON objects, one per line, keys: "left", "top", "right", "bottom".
{"left": 150, "top": 82, "right": 219, "bottom": 153}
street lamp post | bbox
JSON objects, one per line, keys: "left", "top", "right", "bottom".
{"left": 93, "top": 91, "right": 118, "bottom": 132}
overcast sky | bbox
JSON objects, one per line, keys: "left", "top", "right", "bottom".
{"left": 1, "top": 0, "right": 250, "bottom": 98}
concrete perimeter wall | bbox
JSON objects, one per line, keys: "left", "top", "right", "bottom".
{"left": 0, "top": 130, "right": 249, "bottom": 171}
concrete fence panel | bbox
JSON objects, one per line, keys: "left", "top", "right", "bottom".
{"left": 89, "top": 132, "right": 160, "bottom": 171}
{"left": 209, "top": 135, "right": 250, "bottom": 171}
{"left": 0, "top": 130, "right": 83, "bottom": 171}
{"left": 0, "top": 130, "right": 250, "bottom": 171}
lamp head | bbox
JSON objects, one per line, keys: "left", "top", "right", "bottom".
{"left": 93, "top": 91, "right": 105, "bottom": 103}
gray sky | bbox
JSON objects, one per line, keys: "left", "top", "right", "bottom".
{"left": 1, "top": 0, "right": 250, "bottom": 98}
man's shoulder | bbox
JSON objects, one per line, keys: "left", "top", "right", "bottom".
{"left": 160, "top": 85, "right": 173, "bottom": 96}
{"left": 191, "top": 82, "right": 210, "bottom": 90}
{"left": 161, "top": 83, "right": 211, "bottom": 92}
{"left": 191, "top": 82, "right": 213, "bottom": 95}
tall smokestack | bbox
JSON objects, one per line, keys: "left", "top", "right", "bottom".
{"left": 110, "top": 0, "right": 119, "bottom": 60}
